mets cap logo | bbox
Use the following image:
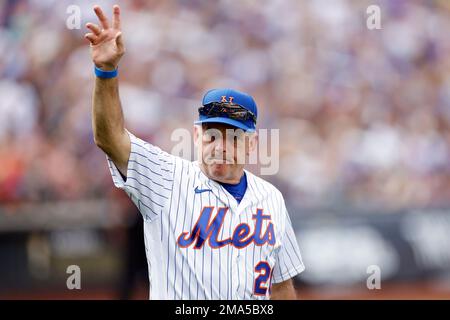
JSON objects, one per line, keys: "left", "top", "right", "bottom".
{"left": 221, "top": 96, "right": 234, "bottom": 104}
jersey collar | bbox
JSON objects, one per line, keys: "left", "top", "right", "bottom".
{"left": 193, "top": 161, "right": 267, "bottom": 214}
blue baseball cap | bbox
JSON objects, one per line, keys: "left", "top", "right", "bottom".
{"left": 195, "top": 88, "right": 258, "bottom": 132}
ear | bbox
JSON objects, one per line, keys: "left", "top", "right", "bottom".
{"left": 247, "top": 131, "right": 258, "bottom": 155}
{"left": 193, "top": 125, "right": 201, "bottom": 147}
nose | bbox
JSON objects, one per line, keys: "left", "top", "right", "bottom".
{"left": 213, "top": 136, "right": 226, "bottom": 153}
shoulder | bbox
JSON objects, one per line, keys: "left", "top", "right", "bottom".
{"left": 127, "top": 131, "right": 169, "bottom": 160}
{"left": 168, "top": 158, "right": 200, "bottom": 180}
{"left": 246, "top": 170, "right": 285, "bottom": 204}
{"left": 247, "top": 171, "right": 290, "bottom": 236}
{"left": 128, "top": 130, "right": 195, "bottom": 169}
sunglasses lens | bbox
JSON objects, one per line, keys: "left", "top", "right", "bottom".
{"left": 199, "top": 103, "right": 256, "bottom": 123}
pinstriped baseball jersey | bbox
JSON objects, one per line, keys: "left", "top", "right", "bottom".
{"left": 107, "top": 130, "right": 305, "bottom": 300}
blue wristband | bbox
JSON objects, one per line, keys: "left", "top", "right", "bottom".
{"left": 94, "top": 66, "right": 118, "bottom": 78}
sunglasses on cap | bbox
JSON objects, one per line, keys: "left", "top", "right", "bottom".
{"left": 198, "top": 102, "right": 257, "bottom": 124}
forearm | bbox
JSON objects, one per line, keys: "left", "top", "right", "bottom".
{"left": 92, "top": 76, "right": 125, "bottom": 150}
{"left": 270, "top": 289, "right": 297, "bottom": 300}
{"left": 91, "top": 75, "right": 130, "bottom": 176}
{"left": 270, "top": 279, "right": 298, "bottom": 300}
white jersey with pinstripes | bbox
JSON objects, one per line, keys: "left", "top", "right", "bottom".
{"left": 107, "top": 131, "right": 305, "bottom": 300}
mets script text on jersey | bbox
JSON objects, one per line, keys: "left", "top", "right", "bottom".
{"left": 177, "top": 207, "right": 276, "bottom": 249}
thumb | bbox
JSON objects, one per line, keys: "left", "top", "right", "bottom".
{"left": 115, "top": 32, "right": 124, "bottom": 53}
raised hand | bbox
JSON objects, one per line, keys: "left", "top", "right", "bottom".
{"left": 85, "top": 5, "right": 124, "bottom": 71}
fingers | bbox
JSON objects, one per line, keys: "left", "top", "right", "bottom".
{"left": 115, "top": 32, "right": 125, "bottom": 54}
{"left": 86, "top": 23, "right": 101, "bottom": 36}
{"left": 112, "top": 5, "right": 121, "bottom": 30}
{"left": 93, "top": 5, "right": 109, "bottom": 29}
{"left": 84, "top": 33, "right": 98, "bottom": 45}
{"left": 86, "top": 5, "right": 122, "bottom": 46}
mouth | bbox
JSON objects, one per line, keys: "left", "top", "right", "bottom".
{"left": 205, "top": 157, "right": 234, "bottom": 165}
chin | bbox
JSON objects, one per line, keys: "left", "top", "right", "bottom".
{"left": 209, "top": 163, "right": 231, "bottom": 180}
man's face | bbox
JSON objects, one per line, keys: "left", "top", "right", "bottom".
{"left": 194, "top": 123, "right": 257, "bottom": 184}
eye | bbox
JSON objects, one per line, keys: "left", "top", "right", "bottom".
{"left": 203, "top": 132, "right": 215, "bottom": 142}
{"left": 233, "top": 133, "right": 245, "bottom": 143}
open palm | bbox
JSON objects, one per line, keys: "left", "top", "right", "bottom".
{"left": 85, "top": 5, "right": 124, "bottom": 71}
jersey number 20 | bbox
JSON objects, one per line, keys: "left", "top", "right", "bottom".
{"left": 253, "top": 261, "right": 272, "bottom": 296}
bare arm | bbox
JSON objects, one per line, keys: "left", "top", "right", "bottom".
{"left": 86, "top": 5, "right": 130, "bottom": 176}
{"left": 92, "top": 76, "right": 130, "bottom": 175}
{"left": 271, "top": 279, "right": 297, "bottom": 300}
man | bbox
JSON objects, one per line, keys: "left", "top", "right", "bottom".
{"left": 85, "top": 4, "right": 304, "bottom": 300}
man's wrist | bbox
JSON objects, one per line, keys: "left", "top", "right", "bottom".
{"left": 94, "top": 65, "right": 118, "bottom": 78}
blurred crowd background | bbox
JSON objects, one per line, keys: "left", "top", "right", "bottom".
{"left": 1, "top": 0, "right": 450, "bottom": 299}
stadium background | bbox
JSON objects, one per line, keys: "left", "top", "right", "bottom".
{"left": 1, "top": 0, "right": 450, "bottom": 299}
